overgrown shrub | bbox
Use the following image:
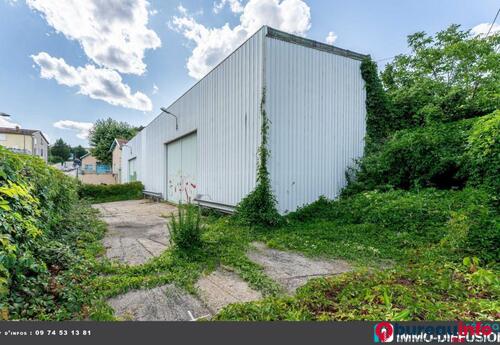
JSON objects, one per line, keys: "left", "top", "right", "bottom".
{"left": 0, "top": 147, "right": 105, "bottom": 319}
{"left": 168, "top": 205, "right": 203, "bottom": 251}
{"left": 464, "top": 110, "right": 500, "bottom": 195}
{"left": 344, "top": 117, "right": 479, "bottom": 195}
{"left": 344, "top": 111, "right": 500, "bottom": 196}
{"left": 288, "top": 188, "right": 499, "bottom": 263}
{"left": 78, "top": 181, "right": 144, "bottom": 203}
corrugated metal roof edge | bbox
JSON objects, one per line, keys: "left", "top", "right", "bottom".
{"left": 266, "top": 27, "right": 369, "bottom": 61}
{"left": 128, "top": 25, "right": 369, "bottom": 142}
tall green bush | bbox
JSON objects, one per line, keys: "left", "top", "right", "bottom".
{"left": 0, "top": 147, "right": 104, "bottom": 319}
{"left": 464, "top": 110, "right": 500, "bottom": 195}
{"left": 345, "top": 117, "right": 477, "bottom": 195}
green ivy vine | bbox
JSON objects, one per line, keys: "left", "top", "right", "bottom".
{"left": 360, "top": 57, "right": 394, "bottom": 153}
{"left": 235, "top": 88, "right": 281, "bottom": 227}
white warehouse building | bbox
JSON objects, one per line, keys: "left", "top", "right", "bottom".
{"left": 122, "top": 26, "right": 367, "bottom": 214}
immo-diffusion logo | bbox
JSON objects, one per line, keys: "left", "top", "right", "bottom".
{"left": 374, "top": 322, "right": 394, "bottom": 343}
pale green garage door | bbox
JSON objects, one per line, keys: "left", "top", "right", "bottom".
{"left": 167, "top": 132, "right": 198, "bottom": 204}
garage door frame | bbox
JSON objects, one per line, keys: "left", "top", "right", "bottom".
{"left": 164, "top": 130, "right": 198, "bottom": 204}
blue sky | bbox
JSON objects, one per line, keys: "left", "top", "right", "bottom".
{"left": 0, "top": 0, "right": 498, "bottom": 146}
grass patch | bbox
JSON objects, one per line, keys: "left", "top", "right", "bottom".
{"left": 215, "top": 259, "right": 499, "bottom": 321}
{"left": 214, "top": 187, "right": 499, "bottom": 321}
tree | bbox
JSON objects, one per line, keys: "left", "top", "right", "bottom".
{"left": 49, "top": 138, "right": 71, "bottom": 164}
{"left": 88, "top": 118, "right": 137, "bottom": 164}
{"left": 380, "top": 24, "right": 499, "bottom": 131}
{"left": 71, "top": 145, "right": 87, "bottom": 160}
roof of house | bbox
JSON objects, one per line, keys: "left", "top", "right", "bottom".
{"left": 0, "top": 126, "right": 49, "bottom": 144}
{"left": 80, "top": 152, "right": 91, "bottom": 159}
{"left": 109, "top": 138, "right": 128, "bottom": 152}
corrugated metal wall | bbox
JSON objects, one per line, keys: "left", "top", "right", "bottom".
{"left": 122, "top": 26, "right": 366, "bottom": 214}
{"left": 266, "top": 36, "right": 366, "bottom": 213}
{"left": 122, "top": 28, "right": 266, "bottom": 208}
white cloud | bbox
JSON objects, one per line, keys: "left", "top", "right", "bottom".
{"left": 32, "top": 52, "right": 153, "bottom": 111}
{"left": 152, "top": 84, "right": 159, "bottom": 94}
{"left": 325, "top": 31, "right": 337, "bottom": 45}
{"left": 213, "top": 0, "right": 244, "bottom": 14}
{"left": 53, "top": 120, "right": 93, "bottom": 139}
{"left": 172, "top": 0, "right": 311, "bottom": 79}
{"left": 26, "top": 0, "right": 161, "bottom": 75}
{"left": 177, "top": 4, "right": 188, "bottom": 15}
{"left": 0, "top": 116, "right": 20, "bottom": 128}
{"left": 471, "top": 23, "right": 500, "bottom": 37}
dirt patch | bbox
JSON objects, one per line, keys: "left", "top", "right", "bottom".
{"left": 247, "top": 242, "right": 352, "bottom": 293}
{"left": 196, "top": 268, "right": 262, "bottom": 313}
{"left": 107, "top": 284, "right": 210, "bottom": 321}
{"left": 94, "top": 200, "right": 176, "bottom": 265}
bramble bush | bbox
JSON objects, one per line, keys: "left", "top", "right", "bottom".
{"left": 78, "top": 181, "right": 144, "bottom": 204}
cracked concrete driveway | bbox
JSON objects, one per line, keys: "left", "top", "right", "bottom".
{"left": 93, "top": 200, "right": 176, "bottom": 265}
{"left": 248, "top": 242, "right": 352, "bottom": 293}
{"left": 107, "top": 284, "right": 211, "bottom": 321}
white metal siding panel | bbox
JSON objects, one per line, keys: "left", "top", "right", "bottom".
{"left": 266, "top": 37, "right": 366, "bottom": 213}
{"left": 122, "top": 28, "right": 265, "bottom": 207}
{"left": 167, "top": 132, "right": 198, "bottom": 203}
{"left": 122, "top": 130, "right": 143, "bottom": 184}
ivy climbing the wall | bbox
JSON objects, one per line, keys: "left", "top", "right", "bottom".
{"left": 235, "top": 88, "right": 281, "bottom": 227}
{"left": 360, "top": 57, "right": 395, "bottom": 153}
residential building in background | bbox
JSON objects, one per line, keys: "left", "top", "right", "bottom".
{"left": 79, "top": 152, "right": 115, "bottom": 185}
{"left": 109, "top": 138, "right": 128, "bottom": 183}
{"left": 0, "top": 126, "right": 49, "bottom": 162}
{"left": 122, "top": 26, "right": 367, "bottom": 213}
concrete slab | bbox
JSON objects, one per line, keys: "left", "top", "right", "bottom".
{"left": 107, "top": 284, "right": 210, "bottom": 321}
{"left": 247, "top": 242, "right": 352, "bottom": 293}
{"left": 196, "top": 268, "right": 262, "bottom": 313}
{"left": 94, "top": 200, "right": 176, "bottom": 265}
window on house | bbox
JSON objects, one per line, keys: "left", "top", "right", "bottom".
{"left": 34, "top": 138, "right": 37, "bottom": 145}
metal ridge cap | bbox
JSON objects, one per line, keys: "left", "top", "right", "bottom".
{"left": 265, "top": 26, "right": 368, "bottom": 61}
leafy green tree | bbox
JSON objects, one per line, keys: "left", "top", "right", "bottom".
{"left": 381, "top": 24, "right": 499, "bottom": 130}
{"left": 88, "top": 118, "right": 137, "bottom": 164}
{"left": 71, "top": 145, "right": 87, "bottom": 160}
{"left": 49, "top": 138, "right": 71, "bottom": 163}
